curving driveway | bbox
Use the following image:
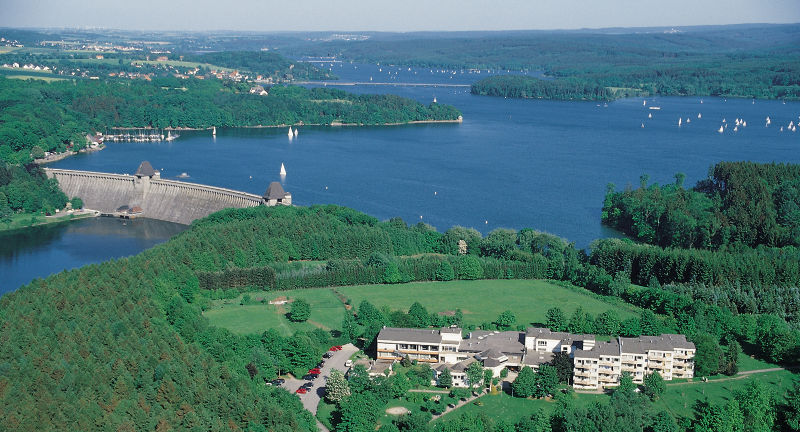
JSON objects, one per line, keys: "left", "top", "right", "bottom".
{"left": 282, "top": 343, "right": 359, "bottom": 427}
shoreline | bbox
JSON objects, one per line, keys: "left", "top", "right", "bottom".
{"left": 0, "top": 210, "right": 98, "bottom": 234}
{"left": 34, "top": 144, "right": 105, "bottom": 165}
{"left": 111, "top": 118, "right": 464, "bottom": 131}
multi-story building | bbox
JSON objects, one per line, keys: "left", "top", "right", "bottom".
{"left": 375, "top": 327, "right": 695, "bottom": 389}
{"left": 573, "top": 334, "right": 696, "bottom": 390}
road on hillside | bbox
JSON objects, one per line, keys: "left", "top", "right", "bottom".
{"left": 280, "top": 343, "right": 359, "bottom": 429}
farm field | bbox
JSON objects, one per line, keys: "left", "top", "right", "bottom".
{"left": 339, "top": 279, "right": 641, "bottom": 327}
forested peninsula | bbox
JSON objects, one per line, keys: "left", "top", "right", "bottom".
{"left": 1, "top": 197, "right": 799, "bottom": 430}
{"left": 471, "top": 75, "right": 618, "bottom": 100}
{"left": 0, "top": 76, "right": 461, "bottom": 165}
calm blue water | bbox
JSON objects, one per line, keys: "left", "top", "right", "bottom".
{"left": 0, "top": 217, "right": 186, "bottom": 294}
{"left": 4, "top": 62, "right": 800, "bottom": 293}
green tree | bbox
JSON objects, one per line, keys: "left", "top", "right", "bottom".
{"left": 651, "top": 410, "right": 678, "bottom": 432}
{"left": 483, "top": 369, "right": 494, "bottom": 389}
{"left": 466, "top": 362, "right": 484, "bottom": 391}
{"left": 643, "top": 371, "right": 665, "bottom": 401}
{"left": 336, "top": 392, "right": 382, "bottom": 432}
{"left": 512, "top": 366, "right": 536, "bottom": 398}
{"left": 434, "top": 260, "right": 455, "bottom": 281}
{"left": 456, "top": 255, "right": 484, "bottom": 280}
{"left": 595, "top": 310, "right": 621, "bottom": 335}
{"left": 616, "top": 371, "right": 636, "bottom": 395}
{"left": 723, "top": 340, "right": 741, "bottom": 376}
{"left": 545, "top": 307, "right": 566, "bottom": 332}
{"left": 438, "top": 368, "right": 453, "bottom": 388}
{"left": 640, "top": 309, "right": 661, "bottom": 336}
{"left": 325, "top": 369, "right": 351, "bottom": 403}
{"left": 408, "top": 302, "right": 430, "bottom": 328}
{"left": 70, "top": 197, "right": 83, "bottom": 209}
{"left": 620, "top": 317, "right": 642, "bottom": 337}
{"left": 784, "top": 378, "right": 800, "bottom": 431}
{"left": 533, "top": 364, "right": 559, "bottom": 398}
{"left": 288, "top": 298, "right": 311, "bottom": 322}
{"left": 550, "top": 352, "right": 573, "bottom": 384}
{"left": 383, "top": 261, "right": 404, "bottom": 284}
{"left": 735, "top": 379, "right": 776, "bottom": 432}
{"left": 515, "top": 410, "right": 550, "bottom": 432}
{"left": 693, "top": 333, "right": 723, "bottom": 376}
{"left": 567, "top": 306, "right": 591, "bottom": 334}
{"left": 342, "top": 312, "right": 358, "bottom": 343}
{"left": 495, "top": 310, "right": 516, "bottom": 330}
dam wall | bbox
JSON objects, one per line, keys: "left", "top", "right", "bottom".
{"left": 45, "top": 168, "right": 265, "bottom": 225}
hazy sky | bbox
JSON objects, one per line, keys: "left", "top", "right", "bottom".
{"left": 2, "top": 0, "right": 799, "bottom": 32}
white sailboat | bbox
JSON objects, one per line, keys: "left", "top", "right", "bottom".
{"left": 698, "top": 113, "right": 702, "bottom": 119}
{"left": 648, "top": 113, "right": 652, "bottom": 119}
{"left": 288, "top": 127, "right": 293, "bottom": 137}
{"left": 766, "top": 116, "right": 771, "bottom": 126}
{"left": 293, "top": 127, "right": 298, "bottom": 137}
{"left": 212, "top": 126, "right": 216, "bottom": 136}
{"left": 280, "top": 163, "right": 287, "bottom": 176}
{"left": 686, "top": 118, "right": 691, "bottom": 123}
{"left": 643, "top": 100, "right": 646, "bottom": 106}
{"left": 718, "top": 125, "right": 724, "bottom": 133}
{"left": 678, "top": 118, "right": 682, "bottom": 126}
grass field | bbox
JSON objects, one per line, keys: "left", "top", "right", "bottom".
{"left": 339, "top": 279, "right": 640, "bottom": 327}
{"left": 5, "top": 74, "right": 66, "bottom": 82}
{"left": 0, "top": 212, "right": 94, "bottom": 233}
{"left": 435, "top": 390, "right": 607, "bottom": 424}
{"left": 656, "top": 369, "right": 797, "bottom": 419}
{"left": 737, "top": 352, "right": 779, "bottom": 371}
{"left": 203, "top": 288, "right": 345, "bottom": 336}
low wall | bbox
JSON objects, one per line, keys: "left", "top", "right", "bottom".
{"left": 45, "top": 168, "right": 263, "bottom": 225}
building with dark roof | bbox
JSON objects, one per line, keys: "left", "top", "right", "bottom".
{"left": 135, "top": 161, "right": 157, "bottom": 178}
{"left": 377, "top": 326, "right": 695, "bottom": 389}
{"left": 263, "top": 181, "right": 292, "bottom": 206}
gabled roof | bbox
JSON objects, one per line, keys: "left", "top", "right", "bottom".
{"left": 135, "top": 161, "right": 155, "bottom": 177}
{"left": 264, "top": 181, "right": 287, "bottom": 200}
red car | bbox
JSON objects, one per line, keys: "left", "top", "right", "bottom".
{"left": 335, "top": 345, "right": 343, "bottom": 350}
{"left": 329, "top": 346, "right": 339, "bottom": 352}
{"left": 295, "top": 388, "right": 307, "bottom": 394}
{"left": 308, "top": 368, "right": 321, "bottom": 374}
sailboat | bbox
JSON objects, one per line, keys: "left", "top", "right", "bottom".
{"left": 686, "top": 118, "right": 691, "bottom": 123}
{"left": 678, "top": 118, "right": 682, "bottom": 126}
{"left": 280, "top": 163, "right": 287, "bottom": 176}
{"left": 212, "top": 126, "right": 216, "bottom": 136}
{"left": 718, "top": 125, "right": 724, "bottom": 133}
{"left": 293, "top": 127, "right": 298, "bottom": 137}
{"left": 643, "top": 100, "right": 647, "bottom": 106}
{"left": 698, "top": 113, "right": 702, "bottom": 119}
{"left": 288, "top": 127, "right": 293, "bottom": 137}
{"left": 648, "top": 113, "right": 652, "bottom": 119}
{"left": 766, "top": 116, "right": 771, "bottom": 126}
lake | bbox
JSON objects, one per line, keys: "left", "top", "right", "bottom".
{"left": 4, "top": 62, "right": 800, "bottom": 293}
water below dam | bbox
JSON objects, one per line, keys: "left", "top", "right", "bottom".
{"left": 3, "top": 61, "right": 800, "bottom": 293}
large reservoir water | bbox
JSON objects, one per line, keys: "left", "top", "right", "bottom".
{"left": 3, "top": 62, "right": 799, "bottom": 293}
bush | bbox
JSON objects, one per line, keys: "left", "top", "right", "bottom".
{"left": 435, "top": 260, "right": 455, "bottom": 281}
{"left": 288, "top": 299, "right": 311, "bottom": 322}
{"left": 456, "top": 255, "right": 484, "bottom": 280}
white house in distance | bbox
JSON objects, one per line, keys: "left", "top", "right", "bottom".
{"left": 375, "top": 326, "right": 695, "bottom": 389}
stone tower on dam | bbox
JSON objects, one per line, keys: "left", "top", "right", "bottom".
{"left": 45, "top": 161, "right": 292, "bottom": 225}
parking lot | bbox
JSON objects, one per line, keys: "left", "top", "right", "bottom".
{"left": 280, "top": 343, "right": 358, "bottom": 416}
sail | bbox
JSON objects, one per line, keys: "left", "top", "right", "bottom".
{"left": 280, "top": 163, "right": 287, "bottom": 176}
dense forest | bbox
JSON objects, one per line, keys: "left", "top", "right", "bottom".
{"left": 301, "top": 25, "right": 800, "bottom": 100}
{"left": 2, "top": 203, "right": 798, "bottom": 430}
{"left": 471, "top": 75, "right": 618, "bottom": 100}
{"left": 0, "top": 164, "right": 76, "bottom": 224}
{"left": 602, "top": 162, "right": 800, "bottom": 249}
{"left": 0, "top": 76, "right": 461, "bottom": 164}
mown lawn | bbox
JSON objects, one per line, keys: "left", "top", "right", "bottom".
{"left": 203, "top": 288, "right": 345, "bottom": 336}
{"left": 339, "top": 279, "right": 640, "bottom": 326}
{"left": 655, "top": 369, "right": 797, "bottom": 419}
{"left": 435, "top": 390, "right": 607, "bottom": 425}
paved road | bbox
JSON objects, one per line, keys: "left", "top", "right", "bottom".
{"left": 280, "top": 343, "right": 359, "bottom": 429}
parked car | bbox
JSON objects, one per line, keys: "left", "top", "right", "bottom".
{"left": 308, "top": 368, "right": 321, "bottom": 374}
{"left": 302, "top": 382, "right": 313, "bottom": 389}
{"left": 345, "top": 360, "right": 352, "bottom": 367}
{"left": 323, "top": 352, "right": 332, "bottom": 358}
{"left": 295, "top": 388, "right": 307, "bottom": 394}
{"left": 270, "top": 378, "right": 285, "bottom": 386}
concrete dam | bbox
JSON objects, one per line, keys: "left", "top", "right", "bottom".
{"left": 44, "top": 162, "right": 292, "bottom": 225}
